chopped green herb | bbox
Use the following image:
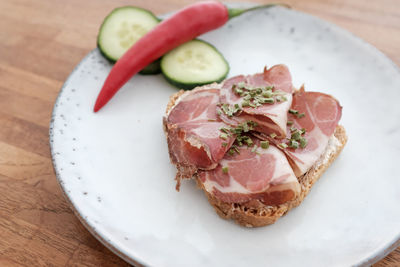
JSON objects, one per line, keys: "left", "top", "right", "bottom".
{"left": 289, "top": 139, "right": 299, "bottom": 149}
{"left": 222, "top": 166, "right": 229, "bottom": 174}
{"left": 300, "top": 137, "right": 307, "bottom": 148}
{"left": 285, "top": 125, "right": 308, "bottom": 149}
{"left": 260, "top": 140, "right": 270, "bottom": 149}
{"left": 222, "top": 142, "right": 228, "bottom": 147}
{"left": 262, "top": 91, "right": 272, "bottom": 98}
{"left": 244, "top": 94, "right": 252, "bottom": 101}
{"left": 231, "top": 83, "right": 287, "bottom": 110}
{"left": 278, "top": 143, "right": 288, "bottom": 149}
{"left": 249, "top": 121, "right": 258, "bottom": 127}
{"left": 242, "top": 122, "right": 249, "bottom": 132}
{"left": 231, "top": 127, "right": 241, "bottom": 135}
{"left": 220, "top": 133, "right": 228, "bottom": 140}
{"left": 291, "top": 131, "right": 301, "bottom": 141}
{"left": 220, "top": 103, "right": 242, "bottom": 117}
{"left": 297, "top": 113, "right": 305, "bottom": 118}
{"left": 228, "top": 148, "right": 235, "bottom": 155}
{"left": 289, "top": 109, "right": 299, "bottom": 115}
{"left": 260, "top": 97, "right": 275, "bottom": 104}
{"left": 287, "top": 120, "right": 294, "bottom": 126}
{"left": 221, "top": 104, "right": 230, "bottom": 116}
{"left": 251, "top": 145, "right": 258, "bottom": 153}
{"left": 220, "top": 127, "right": 230, "bottom": 134}
{"left": 270, "top": 133, "right": 277, "bottom": 139}
{"left": 244, "top": 137, "right": 254, "bottom": 147}
{"left": 241, "top": 100, "right": 250, "bottom": 107}
{"left": 233, "top": 85, "right": 244, "bottom": 96}
{"left": 220, "top": 121, "right": 258, "bottom": 149}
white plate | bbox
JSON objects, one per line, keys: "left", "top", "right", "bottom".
{"left": 50, "top": 4, "right": 400, "bottom": 267}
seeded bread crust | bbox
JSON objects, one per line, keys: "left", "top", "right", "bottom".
{"left": 164, "top": 90, "right": 348, "bottom": 227}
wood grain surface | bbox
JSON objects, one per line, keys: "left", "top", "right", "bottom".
{"left": 0, "top": 0, "right": 399, "bottom": 266}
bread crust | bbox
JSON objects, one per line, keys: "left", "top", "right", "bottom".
{"left": 165, "top": 90, "right": 348, "bottom": 227}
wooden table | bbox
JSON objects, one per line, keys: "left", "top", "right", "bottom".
{"left": 0, "top": 0, "right": 398, "bottom": 266}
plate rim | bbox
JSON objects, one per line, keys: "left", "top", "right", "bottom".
{"left": 49, "top": 3, "right": 400, "bottom": 266}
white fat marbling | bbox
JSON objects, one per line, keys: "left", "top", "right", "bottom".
{"left": 50, "top": 3, "right": 400, "bottom": 267}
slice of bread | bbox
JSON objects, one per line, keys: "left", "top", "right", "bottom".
{"left": 196, "top": 125, "right": 347, "bottom": 227}
{"left": 165, "top": 90, "right": 348, "bottom": 227}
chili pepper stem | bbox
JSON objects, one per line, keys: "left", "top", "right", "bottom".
{"left": 227, "top": 3, "right": 290, "bottom": 19}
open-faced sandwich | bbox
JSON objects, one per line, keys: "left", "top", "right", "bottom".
{"left": 163, "top": 65, "right": 347, "bottom": 227}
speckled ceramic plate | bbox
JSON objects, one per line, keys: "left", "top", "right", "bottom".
{"left": 50, "top": 3, "right": 400, "bottom": 267}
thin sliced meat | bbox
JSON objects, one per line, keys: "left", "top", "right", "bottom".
{"left": 219, "top": 65, "right": 293, "bottom": 138}
{"left": 167, "top": 121, "right": 235, "bottom": 169}
{"left": 256, "top": 87, "right": 342, "bottom": 176}
{"left": 262, "top": 64, "right": 293, "bottom": 93}
{"left": 164, "top": 88, "right": 235, "bottom": 186}
{"left": 198, "top": 138, "right": 300, "bottom": 205}
{"left": 168, "top": 88, "right": 220, "bottom": 123}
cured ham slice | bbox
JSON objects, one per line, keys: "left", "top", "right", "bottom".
{"left": 198, "top": 138, "right": 300, "bottom": 205}
{"left": 257, "top": 88, "right": 342, "bottom": 176}
{"left": 164, "top": 88, "right": 235, "bottom": 184}
{"left": 167, "top": 88, "right": 221, "bottom": 124}
{"left": 219, "top": 65, "right": 293, "bottom": 138}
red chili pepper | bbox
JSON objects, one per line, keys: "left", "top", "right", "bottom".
{"left": 94, "top": 1, "right": 283, "bottom": 112}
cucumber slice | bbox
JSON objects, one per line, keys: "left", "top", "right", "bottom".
{"left": 97, "top": 6, "right": 159, "bottom": 62}
{"left": 161, "top": 40, "right": 229, "bottom": 90}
